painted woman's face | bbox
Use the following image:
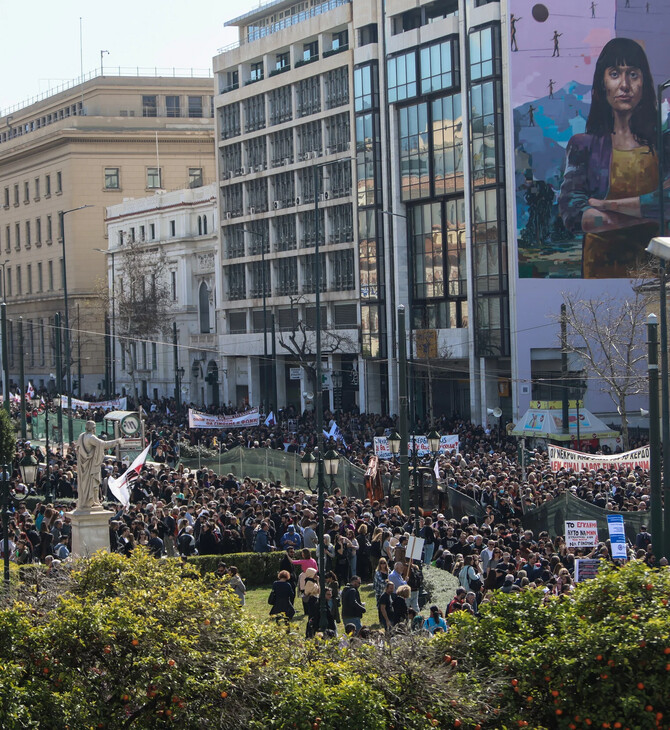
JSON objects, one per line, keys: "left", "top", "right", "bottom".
{"left": 604, "top": 65, "right": 643, "bottom": 113}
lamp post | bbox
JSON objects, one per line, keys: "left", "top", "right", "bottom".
{"left": 0, "top": 261, "right": 9, "bottom": 415}
{"left": 300, "top": 450, "right": 316, "bottom": 493}
{"left": 647, "top": 314, "right": 663, "bottom": 560}
{"left": 94, "top": 248, "right": 116, "bottom": 397}
{"left": 241, "top": 227, "right": 270, "bottom": 414}
{"left": 19, "top": 452, "right": 38, "bottom": 492}
{"left": 323, "top": 449, "right": 340, "bottom": 492}
{"left": 60, "top": 204, "right": 94, "bottom": 445}
{"left": 397, "top": 305, "right": 410, "bottom": 516}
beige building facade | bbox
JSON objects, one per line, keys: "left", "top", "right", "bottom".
{"left": 0, "top": 73, "right": 216, "bottom": 396}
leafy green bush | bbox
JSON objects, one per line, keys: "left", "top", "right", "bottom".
{"left": 188, "top": 550, "right": 315, "bottom": 586}
{"left": 442, "top": 560, "right": 670, "bottom": 729}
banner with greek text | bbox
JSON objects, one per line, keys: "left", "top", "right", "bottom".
{"left": 188, "top": 407, "right": 260, "bottom": 429}
{"left": 374, "top": 435, "right": 460, "bottom": 459}
{"left": 548, "top": 445, "right": 650, "bottom": 473}
{"left": 59, "top": 396, "right": 127, "bottom": 411}
{"left": 565, "top": 520, "right": 599, "bottom": 548}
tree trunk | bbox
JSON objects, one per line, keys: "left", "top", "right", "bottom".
{"left": 618, "top": 400, "right": 630, "bottom": 451}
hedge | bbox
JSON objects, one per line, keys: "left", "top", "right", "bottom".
{"left": 187, "top": 550, "right": 316, "bottom": 586}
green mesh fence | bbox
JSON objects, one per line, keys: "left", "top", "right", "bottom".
{"left": 181, "top": 445, "right": 369, "bottom": 500}
{"left": 444, "top": 487, "right": 646, "bottom": 542}
{"left": 30, "top": 413, "right": 111, "bottom": 443}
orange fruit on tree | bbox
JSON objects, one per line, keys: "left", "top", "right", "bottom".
{"left": 637, "top": 682, "right": 644, "bottom": 690}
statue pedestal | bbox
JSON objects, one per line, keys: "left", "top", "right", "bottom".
{"left": 68, "top": 507, "right": 113, "bottom": 557}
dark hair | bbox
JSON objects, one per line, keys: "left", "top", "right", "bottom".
{"left": 586, "top": 37, "right": 656, "bottom": 148}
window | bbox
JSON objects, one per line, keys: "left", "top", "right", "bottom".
{"left": 3, "top": 187, "right": 8, "bottom": 207}
{"left": 433, "top": 93, "right": 464, "bottom": 194}
{"left": 56, "top": 172, "right": 62, "bottom": 193}
{"left": 387, "top": 51, "right": 417, "bottom": 103}
{"left": 169, "top": 220, "right": 176, "bottom": 237}
{"left": 250, "top": 61, "right": 264, "bottom": 83}
{"left": 296, "top": 77, "right": 321, "bottom": 118}
{"left": 27, "top": 264, "right": 32, "bottom": 294}
{"left": 302, "top": 253, "right": 326, "bottom": 293}
{"left": 25, "top": 221, "right": 31, "bottom": 248}
{"left": 275, "top": 51, "right": 290, "bottom": 72}
{"left": 166, "top": 95, "right": 180, "bottom": 117}
{"left": 228, "top": 311, "right": 246, "bottom": 334}
{"left": 358, "top": 24, "right": 378, "bottom": 47}
{"left": 227, "top": 263, "right": 246, "bottom": 300}
{"left": 38, "top": 262, "right": 43, "bottom": 292}
{"left": 223, "top": 70, "right": 239, "bottom": 93}
{"left": 34, "top": 178, "right": 40, "bottom": 200}
{"left": 14, "top": 184, "right": 19, "bottom": 206}
{"left": 471, "top": 80, "right": 502, "bottom": 185}
{"left": 142, "top": 95, "right": 157, "bottom": 117}
{"left": 269, "top": 86, "right": 292, "bottom": 125}
{"left": 46, "top": 215, "right": 52, "bottom": 242}
{"left": 171, "top": 271, "right": 177, "bottom": 301}
{"left": 188, "top": 167, "right": 203, "bottom": 188}
{"left": 302, "top": 41, "right": 318, "bottom": 63}
{"left": 15, "top": 223, "right": 21, "bottom": 250}
{"left": 147, "top": 167, "right": 162, "bottom": 189}
{"left": 244, "top": 94, "right": 265, "bottom": 132}
{"left": 4, "top": 226, "right": 9, "bottom": 254}
{"left": 225, "top": 225, "right": 245, "bottom": 258}
{"left": 276, "top": 256, "right": 298, "bottom": 295}
{"left": 470, "top": 26, "right": 498, "bottom": 81}
{"left": 104, "top": 167, "right": 120, "bottom": 189}
{"left": 325, "top": 67, "right": 349, "bottom": 110}
{"left": 220, "top": 102, "right": 241, "bottom": 140}
{"left": 16, "top": 265, "right": 22, "bottom": 295}
{"left": 24, "top": 181, "right": 30, "bottom": 203}
{"left": 399, "top": 103, "right": 430, "bottom": 201}
{"left": 152, "top": 342, "right": 157, "bottom": 370}
{"left": 48, "top": 261, "right": 53, "bottom": 290}
{"left": 150, "top": 223, "right": 156, "bottom": 240}
{"left": 188, "top": 95, "right": 203, "bottom": 118}
{"left": 331, "top": 249, "right": 355, "bottom": 290}
{"left": 45, "top": 174, "right": 51, "bottom": 196}
{"left": 6, "top": 267, "right": 11, "bottom": 297}
{"left": 36, "top": 217, "right": 42, "bottom": 245}
{"left": 330, "top": 30, "right": 348, "bottom": 52}
{"left": 354, "top": 64, "right": 379, "bottom": 113}
{"left": 420, "top": 40, "right": 456, "bottom": 94}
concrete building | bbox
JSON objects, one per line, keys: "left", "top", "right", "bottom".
{"left": 105, "top": 184, "right": 218, "bottom": 406}
{"left": 0, "top": 71, "right": 216, "bottom": 397}
{"left": 215, "top": 0, "right": 669, "bottom": 426}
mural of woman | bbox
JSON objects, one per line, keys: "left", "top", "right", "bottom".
{"left": 559, "top": 38, "right": 666, "bottom": 278}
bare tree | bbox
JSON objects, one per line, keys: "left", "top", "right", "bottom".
{"left": 277, "top": 295, "right": 357, "bottom": 399}
{"left": 560, "top": 281, "right": 651, "bottom": 450}
{"left": 99, "top": 239, "right": 173, "bottom": 405}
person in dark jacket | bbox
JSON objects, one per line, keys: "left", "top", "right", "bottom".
{"left": 196, "top": 522, "right": 219, "bottom": 555}
{"left": 269, "top": 570, "right": 296, "bottom": 619}
{"left": 341, "top": 576, "right": 366, "bottom": 632}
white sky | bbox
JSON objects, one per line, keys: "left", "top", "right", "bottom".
{"left": 0, "top": 0, "right": 264, "bottom": 113}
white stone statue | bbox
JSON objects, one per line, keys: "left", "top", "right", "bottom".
{"left": 75, "top": 420, "right": 124, "bottom": 509}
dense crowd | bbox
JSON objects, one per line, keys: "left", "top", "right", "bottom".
{"left": 1, "top": 397, "right": 663, "bottom": 637}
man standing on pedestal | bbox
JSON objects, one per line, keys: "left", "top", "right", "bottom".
{"left": 75, "top": 421, "right": 124, "bottom": 510}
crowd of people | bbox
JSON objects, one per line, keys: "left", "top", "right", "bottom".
{"left": 1, "top": 397, "right": 662, "bottom": 637}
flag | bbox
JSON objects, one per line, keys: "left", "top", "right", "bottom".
{"left": 166, "top": 405, "right": 171, "bottom": 416}
{"left": 434, "top": 458, "right": 441, "bottom": 482}
{"left": 107, "top": 444, "right": 151, "bottom": 506}
{"left": 26, "top": 382, "right": 35, "bottom": 399}
{"left": 264, "top": 410, "right": 276, "bottom": 427}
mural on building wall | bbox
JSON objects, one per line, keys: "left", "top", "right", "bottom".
{"left": 512, "top": 0, "right": 670, "bottom": 278}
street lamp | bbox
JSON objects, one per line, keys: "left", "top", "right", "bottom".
{"left": 427, "top": 429, "right": 441, "bottom": 455}
{"left": 60, "top": 204, "right": 94, "bottom": 445}
{"left": 18, "top": 452, "right": 38, "bottom": 491}
{"left": 323, "top": 449, "right": 340, "bottom": 491}
{"left": 388, "top": 430, "right": 401, "bottom": 456}
{"left": 94, "top": 248, "right": 116, "bottom": 397}
{"left": 300, "top": 450, "right": 316, "bottom": 492}
{"left": 0, "top": 260, "right": 10, "bottom": 416}
{"left": 645, "top": 236, "right": 670, "bottom": 560}
{"left": 176, "top": 366, "right": 185, "bottom": 412}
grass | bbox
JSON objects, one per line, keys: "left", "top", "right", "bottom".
{"left": 242, "top": 580, "right": 380, "bottom": 629}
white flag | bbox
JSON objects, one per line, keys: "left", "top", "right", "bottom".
{"left": 434, "top": 458, "right": 441, "bottom": 482}
{"left": 264, "top": 410, "right": 276, "bottom": 426}
{"left": 26, "top": 382, "right": 35, "bottom": 399}
{"left": 107, "top": 444, "right": 151, "bottom": 506}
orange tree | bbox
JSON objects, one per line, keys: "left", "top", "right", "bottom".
{"left": 0, "top": 550, "right": 498, "bottom": 730}
{"left": 441, "top": 560, "right": 670, "bottom": 729}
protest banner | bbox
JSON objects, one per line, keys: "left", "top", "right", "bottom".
{"left": 374, "top": 435, "right": 459, "bottom": 458}
{"left": 607, "top": 514, "right": 627, "bottom": 560}
{"left": 59, "top": 396, "right": 127, "bottom": 411}
{"left": 575, "top": 559, "right": 601, "bottom": 582}
{"left": 564, "top": 520, "right": 599, "bottom": 548}
{"left": 548, "top": 445, "right": 650, "bottom": 473}
{"left": 188, "top": 408, "right": 260, "bottom": 429}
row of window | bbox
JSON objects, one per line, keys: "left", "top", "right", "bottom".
{"left": 3, "top": 172, "right": 62, "bottom": 208}
{"left": 103, "top": 166, "right": 203, "bottom": 191}
{"left": 114, "top": 213, "right": 210, "bottom": 248}
{"left": 5, "top": 318, "right": 56, "bottom": 368}
{"left": 387, "top": 38, "right": 459, "bottom": 104}
{"left": 227, "top": 301, "right": 357, "bottom": 335}
{"left": 224, "top": 249, "right": 355, "bottom": 301}
{"left": 243, "top": 0, "right": 350, "bottom": 43}
{"left": 2, "top": 216, "right": 55, "bottom": 252}
{"left": 0, "top": 104, "right": 83, "bottom": 145}
{"left": 141, "top": 95, "right": 213, "bottom": 118}
{"left": 219, "top": 67, "right": 349, "bottom": 140}
{"left": 0, "top": 259, "right": 60, "bottom": 298}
